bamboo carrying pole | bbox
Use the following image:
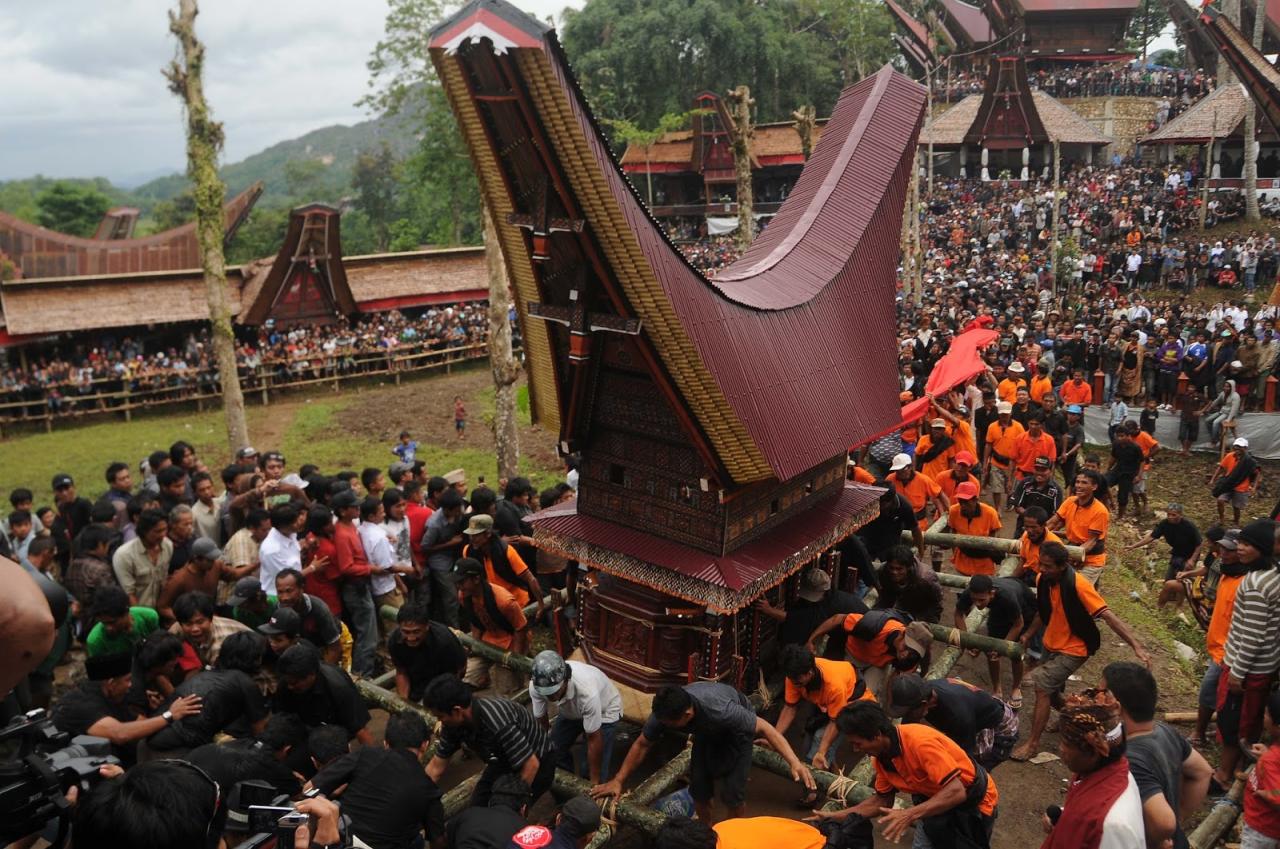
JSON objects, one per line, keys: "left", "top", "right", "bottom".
{"left": 902, "top": 528, "right": 1085, "bottom": 561}
{"left": 923, "top": 622, "right": 1023, "bottom": 660}
{"left": 1188, "top": 771, "right": 1247, "bottom": 849}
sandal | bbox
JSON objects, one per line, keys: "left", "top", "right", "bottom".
{"left": 1009, "top": 690, "right": 1024, "bottom": 710}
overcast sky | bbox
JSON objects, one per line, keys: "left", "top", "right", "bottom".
{"left": 0, "top": 0, "right": 578, "bottom": 184}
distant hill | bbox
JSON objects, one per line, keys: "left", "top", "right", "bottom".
{"left": 0, "top": 113, "right": 420, "bottom": 223}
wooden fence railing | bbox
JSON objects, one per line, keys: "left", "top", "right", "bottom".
{"left": 0, "top": 341, "right": 499, "bottom": 435}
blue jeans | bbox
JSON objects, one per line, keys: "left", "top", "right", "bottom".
{"left": 1200, "top": 659, "right": 1223, "bottom": 711}
{"left": 341, "top": 580, "right": 379, "bottom": 677}
{"left": 550, "top": 716, "right": 618, "bottom": 781}
{"left": 1103, "top": 372, "right": 1116, "bottom": 404}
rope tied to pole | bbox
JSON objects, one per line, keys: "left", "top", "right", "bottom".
{"left": 946, "top": 627, "right": 963, "bottom": 647}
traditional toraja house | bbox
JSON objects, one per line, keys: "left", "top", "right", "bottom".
{"left": 91, "top": 207, "right": 142, "bottom": 241}
{"left": 885, "top": 0, "right": 992, "bottom": 73}
{"left": 0, "top": 183, "right": 263, "bottom": 280}
{"left": 1001, "top": 0, "right": 1139, "bottom": 62}
{"left": 617, "top": 93, "right": 824, "bottom": 232}
{"left": 885, "top": 0, "right": 939, "bottom": 75}
{"left": 921, "top": 65, "right": 1113, "bottom": 178}
{"left": 1200, "top": 2, "right": 1280, "bottom": 138}
{"left": 1140, "top": 84, "right": 1280, "bottom": 184}
{"left": 0, "top": 203, "right": 488, "bottom": 345}
{"left": 428, "top": 0, "right": 925, "bottom": 691}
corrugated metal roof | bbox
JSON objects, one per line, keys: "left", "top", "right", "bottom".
{"left": 529, "top": 484, "right": 882, "bottom": 612}
{"left": 940, "top": 0, "right": 994, "bottom": 44}
{"left": 1015, "top": 0, "right": 1138, "bottom": 11}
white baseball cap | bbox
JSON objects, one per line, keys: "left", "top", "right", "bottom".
{"left": 889, "top": 453, "right": 912, "bottom": 472}
{"left": 1234, "top": 437, "right": 1250, "bottom": 448}
{"left": 997, "top": 401, "right": 1013, "bottom": 415}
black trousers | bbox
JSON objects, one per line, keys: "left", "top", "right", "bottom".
{"left": 471, "top": 750, "right": 558, "bottom": 808}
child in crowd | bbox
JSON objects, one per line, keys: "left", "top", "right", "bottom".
{"left": 454, "top": 396, "right": 467, "bottom": 441}
{"left": 1244, "top": 692, "right": 1280, "bottom": 849}
{"left": 1140, "top": 398, "right": 1159, "bottom": 435}
{"left": 393, "top": 430, "right": 418, "bottom": 464}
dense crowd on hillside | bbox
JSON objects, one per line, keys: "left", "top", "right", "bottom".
{"left": 935, "top": 62, "right": 1216, "bottom": 108}
{"left": 0, "top": 303, "right": 492, "bottom": 417}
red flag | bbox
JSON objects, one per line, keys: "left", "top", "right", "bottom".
{"left": 924, "top": 327, "right": 999, "bottom": 398}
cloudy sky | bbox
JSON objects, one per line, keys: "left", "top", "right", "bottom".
{"left": 1, "top": 0, "right": 578, "bottom": 185}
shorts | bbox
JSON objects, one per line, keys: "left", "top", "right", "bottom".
{"left": 689, "top": 735, "right": 752, "bottom": 807}
{"left": 987, "top": 467, "right": 1011, "bottom": 495}
{"left": 1080, "top": 565, "right": 1104, "bottom": 586}
{"left": 1218, "top": 491, "right": 1250, "bottom": 509}
{"left": 1199, "top": 659, "right": 1223, "bottom": 711}
{"left": 1179, "top": 420, "right": 1200, "bottom": 443}
{"left": 1163, "top": 555, "right": 1189, "bottom": 582}
{"left": 1217, "top": 666, "right": 1275, "bottom": 744}
{"left": 1132, "top": 475, "right": 1147, "bottom": 495}
{"left": 975, "top": 701, "right": 1020, "bottom": 770}
{"left": 1030, "top": 651, "right": 1087, "bottom": 694}
{"left": 1243, "top": 823, "right": 1280, "bottom": 849}
{"left": 455, "top": 418, "right": 466, "bottom": 432}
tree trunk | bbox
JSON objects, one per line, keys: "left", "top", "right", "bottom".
{"left": 484, "top": 203, "right": 520, "bottom": 482}
{"left": 726, "top": 85, "right": 755, "bottom": 252}
{"left": 791, "top": 105, "right": 816, "bottom": 161}
{"left": 165, "top": 0, "right": 249, "bottom": 455}
{"left": 1246, "top": 0, "right": 1265, "bottom": 221}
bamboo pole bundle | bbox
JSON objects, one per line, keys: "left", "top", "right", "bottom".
{"left": 903, "top": 528, "right": 1085, "bottom": 561}
{"left": 1189, "top": 771, "right": 1247, "bottom": 849}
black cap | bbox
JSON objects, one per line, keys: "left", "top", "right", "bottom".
{"left": 331, "top": 490, "right": 359, "bottom": 510}
{"left": 558, "top": 796, "right": 602, "bottom": 838}
{"left": 52, "top": 473, "right": 74, "bottom": 490}
{"left": 1239, "top": 520, "right": 1277, "bottom": 558}
{"left": 86, "top": 652, "right": 133, "bottom": 681}
{"left": 453, "top": 557, "right": 485, "bottom": 580}
{"left": 257, "top": 607, "right": 301, "bottom": 637}
{"left": 887, "top": 673, "right": 930, "bottom": 718}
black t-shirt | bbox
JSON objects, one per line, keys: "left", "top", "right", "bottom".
{"left": 312, "top": 747, "right": 444, "bottom": 849}
{"left": 51, "top": 680, "right": 138, "bottom": 764}
{"left": 187, "top": 738, "right": 302, "bottom": 798}
{"left": 1111, "top": 440, "right": 1145, "bottom": 476}
{"left": 297, "top": 595, "right": 342, "bottom": 646}
{"left": 273, "top": 664, "right": 371, "bottom": 737}
{"left": 167, "top": 668, "right": 268, "bottom": 746}
{"left": 1152, "top": 519, "right": 1203, "bottom": 559}
{"left": 1127, "top": 723, "right": 1193, "bottom": 849}
{"left": 955, "top": 577, "right": 1035, "bottom": 635}
{"left": 920, "top": 679, "right": 1007, "bottom": 755}
{"left": 780, "top": 591, "right": 867, "bottom": 657}
{"left": 858, "top": 493, "right": 917, "bottom": 560}
{"left": 388, "top": 622, "right": 466, "bottom": 702}
{"left": 447, "top": 805, "right": 528, "bottom": 849}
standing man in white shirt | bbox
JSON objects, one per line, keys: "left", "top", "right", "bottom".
{"left": 529, "top": 651, "right": 623, "bottom": 784}
{"left": 357, "top": 496, "right": 409, "bottom": 633}
{"left": 257, "top": 503, "right": 303, "bottom": 600}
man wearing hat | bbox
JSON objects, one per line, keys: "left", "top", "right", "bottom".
{"left": 754, "top": 567, "right": 867, "bottom": 660}
{"left": 529, "top": 650, "right": 623, "bottom": 784}
{"left": 258, "top": 606, "right": 306, "bottom": 658}
{"left": 235, "top": 446, "right": 259, "bottom": 465}
{"left": 937, "top": 451, "right": 981, "bottom": 505}
{"left": 947, "top": 482, "right": 1002, "bottom": 576}
{"left": 461, "top": 513, "right": 545, "bottom": 622}
{"left": 1217, "top": 520, "right": 1280, "bottom": 791}
{"left": 1007, "top": 455, "right": 1064, "bottom": 537}
{"left": 443, "top": 468, "right": 468, "bottom": 497}
{"left": 1211, "top": 437, "right": 1260, "bottom": 526}
{"left": 982, "top": 401, "right": 1025, "bottom": 510}
{"left": 891, "top": 453, "right": 948, "bottom": 572}
{"left": 507, "top": 796, "right": 601, "bottom": 848}
{"left": 998, "top": 361, "right": 1028, "bottom": 403}
{"left": 455, "top": 557, "right": 528, "bottom": 694}
{"left": 156, "top": 536, "right": 226, "bottom": 624}
{"left": 51, "top": 652, "right": 203, "bottom": 766}
{"left": 887, "top": 672, "right": 1018, "bottom": 769}
{"left": 1061, "top": 403, "right": 1086, "bottom": 486}
{"left": 806, "top": 612, "right": 931, "bottom": 705}
{"left": 915, "top": 418, "right": 956, "bottom": 482}
{"left": 50, "top": 472, "right": 93, "bottom": 573}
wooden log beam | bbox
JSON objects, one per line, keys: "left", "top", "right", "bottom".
{"left": 923, "top": 622, "right": 1023, "bottom": 660}
{"left": 552, "top": 768, "right": 669, "bottom": 835}
{"left": 927, "top": 554, "right": 1023, "bottom": 679}
{"left": 629, "top": 748, "right": 692, "bottom": 806}
{"left": 1189, "top": 771, "right": 1247, "bottom": 849}
{"left": 442, "top": 774, "right": 481, "bottom": 818}
{"left": 452, "top": 629, "right": 535, "bottom": 675}
{"left": 903, "top": 528, "right": 1085, "bottom": 560}
{"left": 381, "top": 593, "right": 554, "bottom": 624}
{"left": 750, "top": 745, "right": 843, "bottom": 792}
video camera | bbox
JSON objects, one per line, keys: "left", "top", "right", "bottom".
{"left": 0, "top": 709, "right": 120, "bottom": 849}
{"left": 235, "top": 782, "right": 353, "bottom": 849}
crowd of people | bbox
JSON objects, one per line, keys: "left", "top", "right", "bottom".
{"left": 933, "top": 62, "right": 1216, "bottom": 113}
{"left": 0, "top": 303, "right": 493, "bottom": 418}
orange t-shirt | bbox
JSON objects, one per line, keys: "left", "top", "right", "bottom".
{"left": 714, "top": 819, "right": 825, "bottom": 849}
{"left": 1039, "top": 571, "right": 1108, "bottom": 657}
{"left": 850, "top": 465, "right": 877, "bottom": 485}
{"left": 460, "top": 582, "right": 527, "bottom": 650}
{"left": 1030, "top": 376, "right": 1054, "bottom": 404}
{"left": 915, "top": 434, "right": 954, "bottom": 482}
{"left": 1018, "top": 529, "right": 1063, "bottom": 576}
{"left": 1206, "top": 573, "right": 1246, "bottom": 664}
{"left": 984, "top": 420, "right": 1025, "bottom": 469}
{"left": 463, "top": 542, "right": 532, "bottom": 606}
{"left": 949, "top": 419, "right": 977, "bottom": 459}
{"left": 783, "top": 658, "right": 876, "bottom": 718}
{"left": 1134, "top": 431, "right": 1158, "bottom": 467}
{"left": 842, "top": 612, "right": 906, "bottom": 668}
{"left": 1060, "top": 380, "right": 1093, "bottom": 406}
{"left": 937, "top": 471, "right": 981, "bottom": 503}
{"left": 873, "top": 723, "right": 1000, "bottom": 816}
{"left": 893, "top": 472, "right": 941, "bottom": 530}
{"left": 1218, "top": 453, "right": 1254, "bottom": 493}
{"left": 997, "top": 378, "right": 1026, "bottom": 404}
{"left": 1014, "top": 431, "right": 1058, "bottom": 475}
{"left": 1055, "top": 496, "right": 1109, "bottom": 567}
{"left": 947, "top": 503, "right": 1003, "bottom": 576}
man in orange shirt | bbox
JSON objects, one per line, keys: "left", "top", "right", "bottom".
{"left": 1047, "top": 470, "right": 1110, "bottom": 585}
{"left": 937, "top": 451, "right": 981, "bottom": 504}
{"left": 947, "top": 482, "right": 1002, "bottom": 576}
{"left": 454, "top": 557, "right": 527, "bottom": 694}
{"left": 1013, "top": 507, "right": 1062, "bottom": 585}
{"left": 998, "top": 362, "right": 1028, "bottom": 403}
{"left": 1029, "top": 363, "right": 1054, "bottom": 404}
{"left": 807, "top": 612, "right": 930, "bottom": 705}
{"left": 775, "top": 644, "right": 873, "bottom": 771}
{"left": 1013, "top": 415, "right": 1057, "bottom": 479}
{"left": 1186, "top": 530, "right": 1245, "bottom": 746}
{"left": 935, "top": 399, "right": 976, "bottom": 459}
{"left": 915, "top": 419, "right": 956, "bottom": 482}
{"left": 460, "top": 513, "right": 544, "bottom": 621}
{"left": 1210, "top": 437, "right": 1260, "bottom": 525}
{"left": 892, "top": 453, "right": 949, "bottom": 571}
{"left": 1127, "top": 420, "right": 1159, "bottom": 517}
{"left": 848, "top": 454, "right": 877, "bottom": 485}
{"left": 1011, "top": 541, "right": 1150, "bottom": 761}
{"left": 982, "top": 402, "right": 1025, "bottom": 510}
{"left": 711, "top": 817, "right": 826, "bottom": 849}
{"left": 815, "top": 701, "right": 999, "bottom": 849}
{"left": 1059, "top": 368, "right": 1094, "bottom": 407}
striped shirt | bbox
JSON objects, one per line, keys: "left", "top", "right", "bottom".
{"left": 435, "top": 696, "right": 551, "bottom": 771}
{"left": 1224, "top": 566, "right": 1280, "bottom": 677}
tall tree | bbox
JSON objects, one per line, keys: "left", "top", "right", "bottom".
{"left": 398, "top": 86, "right": 482, "bottom": 247}
{"left": 1245, "top": 0, "right": 1264, "bottom": 221}
{"left": 283, "top": 159, "right": 328, "bottom": 203}
{"left": 792, "top": 105, "right": 817, "bottom": 161}
{"left": 726, "top": 85, "right": 755, "bottom": 251}
{"left": 797, "top": 0, "right": 897, "bottom": 86}
{"left": 484, "top": 206, "right": 520, "bottom": 480}
{"left": 601, "top": 110, "right": 705, "bottom": 207}
{"left": 164, "top": 0, "right": 249, "bottom": 454}
{"left": 352, "top": 142, "right": 400, "bottom": 251}
{"left": 35, "top": 182, "right": 111, "bottom": 237}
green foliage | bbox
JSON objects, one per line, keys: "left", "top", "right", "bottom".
{"left": 1126, "top": 0, "right": 1172, "bottom": 54}
{"left": 360, "top": 0, "right": 448, "bottom": 120}
{"left": 148, "top": 191, "right": 197, "bottom": 232}
{"left": 1149, "top": 48, "right": 1183, "bottom": 69}
{"left": 351, "top": 142, "right": 400, "bottom": 251}
{"left": 224, "top": 206, "right": 290, "bottom": 264}
{"left": 283, "top": 159, "right": 330, "bottom": 203}
{"left": 397, "top": 86, "right": 483, "bottom": 247}
{"left": 560, "top": 0, "right": 891, "bottom": 130}
{"left": 0, "top": 176, "right": 126, "bottom": 225}
{"left": 600, "top": 110, "right": 706, "bottom": 205}
{"left": 34, "top": 181, "right": 112, "bottom": 237}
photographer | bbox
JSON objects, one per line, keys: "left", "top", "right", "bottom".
{"left": 51, "top": 652, "right": 202, "bottom": 766}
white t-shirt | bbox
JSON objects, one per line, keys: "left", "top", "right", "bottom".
{"left": 358, "top": 521, "right": 398, "bottom": 596}
{"left": 257, "top": 527, "right": 300, "bottom": 595}
{"left": 1097, "top": 773, "right": 1146, "bottom": 849}
{"left": 529, "top": 660, "right": 623, "bottom": 733}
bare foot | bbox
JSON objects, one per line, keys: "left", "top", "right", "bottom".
{"left": 1011, "top": 742, "right": 1037, "bottom": 762}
